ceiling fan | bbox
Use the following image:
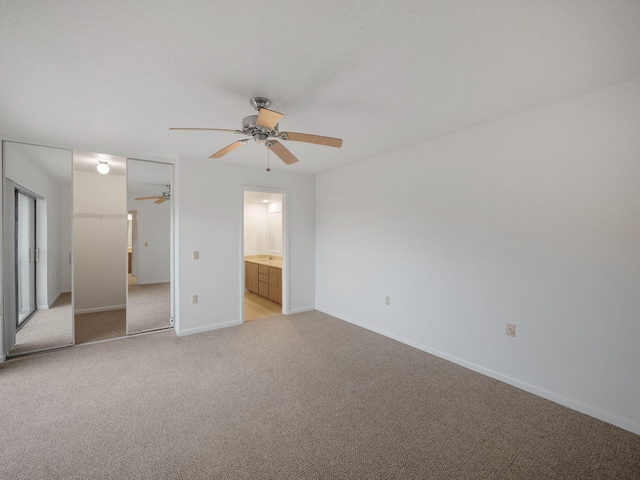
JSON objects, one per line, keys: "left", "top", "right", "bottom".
{"left": 170, "top": 97, "right": 343, "bottom": 165}
{"left": 135, "top": 185, "right": 171, "bottom": 204}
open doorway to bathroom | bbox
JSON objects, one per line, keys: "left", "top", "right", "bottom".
{"left": 243, "top": 190, "right": 283, "bottom": 321}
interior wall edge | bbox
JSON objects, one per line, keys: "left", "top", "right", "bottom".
{"left": 288, "top": 306, "right": 315, "bottom": 315}
{"left": 317, "top": 307, "right": 640, "bottom": 436}
{"left": 175, "top": 319, "right": 242, "bottom": 337}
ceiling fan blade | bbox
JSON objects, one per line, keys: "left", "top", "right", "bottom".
{"left": 154, "top": 197, "right": 168, "bottom": 204}
{"left": 169, "top": 128, "right": 242, "bottom": 134}
{"left": 256, "top": 108, "right": 284, "bottom": 130}
{"left": 210, "top": 139, "right": 252, "bottom": 158}
{"left": 280, "top": 132, "right": 342, "bottom": 148}
{"left": 135, "top": 196, "right": 161, "bottom": 201}
{"left": 266, "top": 140, "right": 299, "bottom": 165}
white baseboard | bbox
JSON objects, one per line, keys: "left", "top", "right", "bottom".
{"left": 137, "top": 279, "right": 170, "bottom": 286}
{"left": 317, "top": 307, "right": 640, "bottom": 436}
{"left": 38, "top": 291, "right": 64, "bottom": 310}
{"left": 74, "top": 304, "right": 126, "bottom": 315}
{"left": 176, "top": 319, "right": 242, "bottom": 337}
{"left": 288, "top": 305, "right": 315, "bottom": 314}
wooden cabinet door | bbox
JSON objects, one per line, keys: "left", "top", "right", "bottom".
{"left": 245, "top": 262, "right": 259, "bottom": 293}
{"left": 268, "top": 267, "right": 282, "bottom": 305}
{"left": 259, "top": 281, "right": 269, "bottom": 298}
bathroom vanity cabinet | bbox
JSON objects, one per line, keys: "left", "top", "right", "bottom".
{"left": 245, "top": 258, "right": 282, "bottom": 305}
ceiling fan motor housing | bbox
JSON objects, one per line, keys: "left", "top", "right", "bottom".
{"left": 242, "top": 114, "right": 279, "bottom": 140}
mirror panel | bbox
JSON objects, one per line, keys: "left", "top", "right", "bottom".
{"left": 3, "top": 141, "right": 73, "bottom": 355}
{"left": 72, "top": 151, "right": 127, "bottom": 344}
{"left": 126, "top": 159, "right": 172, "bottom": 334}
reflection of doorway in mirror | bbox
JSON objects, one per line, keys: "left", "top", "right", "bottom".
{"left": 126, "top": 159, "right": 173, "bottom": 335}
{"left": 243, "top": 191, "right": 283, "bottom": 322}
{"left": 3, "top": 141, "right": 74, "bottom": 357}
{"left": 128, "top": 211, "right": 137, "bottom": 285}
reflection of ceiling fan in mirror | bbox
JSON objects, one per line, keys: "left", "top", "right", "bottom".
{"left": 135, "top": 185, "right": 171, "bottom": 204}
{"left": 170, "top": 97, "right": 343, "bottom": 165}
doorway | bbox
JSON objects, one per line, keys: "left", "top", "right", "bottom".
{"left": 242, "top": 189, "right": 286, "bottom": 321}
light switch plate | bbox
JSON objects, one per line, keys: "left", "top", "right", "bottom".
{"left": 193, "top": 250, "right": 199, "bottom": 260}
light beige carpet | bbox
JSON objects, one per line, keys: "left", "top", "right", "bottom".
{"left": 127, "top": 282, "right": 171, "bottom": 333}
{"left": 0, "top": 311, "right": 638, "bottom": 479}
{"left": 9, "top": 292, "right": 73, "bottom": 355}
{"left": 244, "top": 291, "right": 281, "bottom": 321}
{"left": 74, "top": 309, "right": 126, "bottom": 344}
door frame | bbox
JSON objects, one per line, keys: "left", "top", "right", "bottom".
{"left": 14, "top": 187, "right": 38, "bottom": 331}
{"left": 240, "top": 186, "right": 289, "bottom": 322}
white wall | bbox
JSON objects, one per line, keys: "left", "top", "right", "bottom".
{"left": 59, "top": 186, "right": 72, "bottom": 292}
{"left": 127, "top": 196, "right": 170, "bottom": 284}
{"left": 175, "top": 159, "right": 315, "bottom": 335}
{"left": 316, "top": 78, "right": 640, "bottom": 435}
{"left": 73, "top": 170, "right": 127, "bottom": 313}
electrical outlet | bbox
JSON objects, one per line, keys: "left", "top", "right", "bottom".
{"left": 193, "top": 250, "right": 199, "bottom": 260}
{"left": 506, "top": 323, "right": 516, "bottom": 337}
{"left": 191, "top": 295, "right": 198, "bottom": 304}
{"left": 385, "top": 296, "right": 391, "bottom": 306}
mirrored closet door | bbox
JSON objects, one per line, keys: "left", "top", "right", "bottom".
{"left": 126, "top": 159, "right": 173, "bottom": 334}
{"left": 3, "top": 141, "right": 73, "bottom": 356}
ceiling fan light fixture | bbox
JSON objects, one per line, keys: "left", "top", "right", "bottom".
{"left": 97, "top": 161, "right": 110, "bottom": 174}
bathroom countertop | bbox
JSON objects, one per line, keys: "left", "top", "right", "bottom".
{"left": 245, "top": 255, "right": 283, "bottom": 269}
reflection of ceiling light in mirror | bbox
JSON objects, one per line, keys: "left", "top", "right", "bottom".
{"left": 262, "top": 199, "right": 269, "bottom": 203}
{"left": 97, "top": 161, "right": 110, "bottom": 174}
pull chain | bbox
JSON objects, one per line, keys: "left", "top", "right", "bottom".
{"left": 266, "top": 145, "right": 271, "bottom": 172}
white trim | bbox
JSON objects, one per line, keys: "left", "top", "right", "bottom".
{"left": 288, "top": 306, "right": 315, "bottom": 315}
{"left": 176, "top": 319, "right": 242, "bottom": 337}
{"left": 74, "top": 304, "right": 126, "bottom": 315}
{"left": 318, "top": 308, "right": 640, "bottom": 436}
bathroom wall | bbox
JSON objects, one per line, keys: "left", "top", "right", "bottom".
{"left": 244, "top": 199, "right": 282, "bottom": 256}
{"left": 244, "top": 201, "right": 268, "bottom": 255}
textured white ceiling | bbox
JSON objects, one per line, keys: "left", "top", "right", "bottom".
{"left": 1, "top": 1, "right": 639, "bottom": 174}
{"left": 244, "top": 191, "right": 283, "bottom": 204}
